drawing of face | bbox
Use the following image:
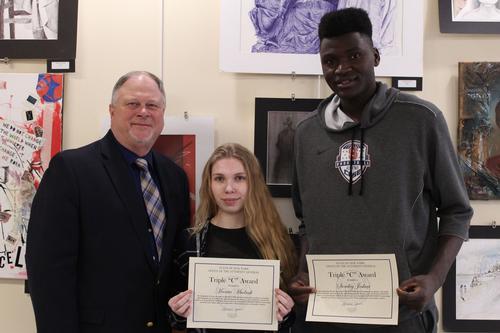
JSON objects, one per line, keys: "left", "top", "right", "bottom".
{"left": 211, "top": 158, "right": 248, "bottom": 217}
{"left": 320, "top": 32, "right": 380, "bottom": 104}
{"left": 109, "top": 74, "right": 165, "bottom": 156}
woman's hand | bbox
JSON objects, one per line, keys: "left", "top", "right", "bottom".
{"left": 168, "top": 290, "right": 193, "bottom": 318}
{"left": 275, "top": 288, "right": 294, "bottom": 321}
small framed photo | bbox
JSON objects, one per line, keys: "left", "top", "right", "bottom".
{"left": 0, "top": 0, "right": 78, "bottom": 59}
{"left": 439, "top": 0, "right": 500, "bottom": 33}
{"left": 254, "top": 98, "right": 321, "bottom": 197}
{"left": 442, "top": 225, "right": 500, "bottom": 331}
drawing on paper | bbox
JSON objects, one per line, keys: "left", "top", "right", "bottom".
{"left": 452, "top": 0, "right": 500, "bottom": 22}
{"left": 248, "top": 0, "right": 396, "bottom": 55}
{"left": 455, "top": 238, "right": 500, "bottom": 319}
{"left": 1, "top": 0, "right": 59, "bottom": 40}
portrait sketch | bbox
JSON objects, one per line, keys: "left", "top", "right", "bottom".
{"left": 249, "top": 0, "right": 397, "bottom": 56}
{"left": 452, "top": 0, "right": 500, "bottom": 22}
{"left": 266, "top": 111, "right": 310, "bottom": 185}
{"left": 0, "top": 0, "right": 59, "bottom": 40}
{"left": 458, "top": 62, "right": 500, "bottom": 200}
{"left": 455, "top": 238, "right": 500, "bottom": 320}
{"left": 221, "top": 0, "right": 423, "bottom": 77}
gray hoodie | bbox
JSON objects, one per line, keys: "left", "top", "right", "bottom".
{"left": 292, "top": 82, "right": 473, "bottom": 325}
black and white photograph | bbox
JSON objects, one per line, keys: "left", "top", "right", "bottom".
{"left": 267, "top": 111, "right": 310, "bottom": 185}
{"left": 1, "top": 0, "right": 59, "bottom": 40}
{"left": 453, "top": 0, "right": 500, "bottom": 22}
{"left": 440, "top": 0, "right": 500, "bottom": 32}
{"left": 0, "top": 0, "right": 77, "bottom": 59}
{"left": 254, "top": 98, "right": 321, "bottom": 197}
{"left": 443, "top": 225, "right": 500, "bottom": 331}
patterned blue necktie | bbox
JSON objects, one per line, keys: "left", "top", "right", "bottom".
{"left": 135, "top": 158, "right": 166, "bottom": 259}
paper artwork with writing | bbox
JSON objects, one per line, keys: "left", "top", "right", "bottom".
{"left": 0, "top": 73, "right": 63, "bottom": 279}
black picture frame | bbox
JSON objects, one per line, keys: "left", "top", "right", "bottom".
{"left": 254, "top": 97, "right": 321, "bottom": 197}
{"left": 442, "top": 225, "right": 500, "bottom": 332}
{"left": 0, "top": 0, "right": 78, "bottom": 59}
{"left": 439, "top": 0, "right": 500, "bottom": 34}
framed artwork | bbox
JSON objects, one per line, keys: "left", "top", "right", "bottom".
{"left": 220, "top": 0, "right": 423, "bottom": 77}
{"left": 439, "top": 0, "right": 500, "bottom": 33}
{"left": 442, "top": 225, "right": 500, "bottom": 332}
{"left": 457, "top": 62, "right": 500, "bottom": 200}
{"left": 254, "top": 98, "right": 321, "bottom": 197}
{"left": 0, "top": 73, "right": 63, "bottom": 279}
{"left": 0, "top": 0, "right": 78, "bottom": 59}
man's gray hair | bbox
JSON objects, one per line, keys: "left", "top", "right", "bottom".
{"left": 110, "top": 71, "right": 165, "bottom": 106}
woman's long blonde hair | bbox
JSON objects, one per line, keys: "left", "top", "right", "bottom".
{"left": 192, "top": 143, "right": 297, "bottom": 285}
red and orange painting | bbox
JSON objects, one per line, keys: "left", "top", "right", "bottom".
{"left": 153, "top": 135, "right": 196, "bottom": 225}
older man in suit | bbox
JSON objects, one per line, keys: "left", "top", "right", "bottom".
{"left": 26, "top": 71, "right": 190, "bottom": 333}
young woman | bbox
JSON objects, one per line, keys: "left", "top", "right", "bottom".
{"left": 168, "top": 143, "right": 297, "bottom": 332}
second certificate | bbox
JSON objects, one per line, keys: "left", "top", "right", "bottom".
{"left": 187, "top": 257, "right": 280, "bottom": 331}
{"left": 306, "top": 254, "right": 399, "bottom": 325}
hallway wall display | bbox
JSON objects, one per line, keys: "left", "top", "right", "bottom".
{"left": 0, "top": 73, "right": 63, "bottom": 279}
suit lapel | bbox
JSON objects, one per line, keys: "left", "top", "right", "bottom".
{"left": 99, "top": 132, "right": 157, "bottom": 271}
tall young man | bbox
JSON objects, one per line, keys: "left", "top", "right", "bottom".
{"left": 290, "top": 8, "right": 473, "bottom": 333}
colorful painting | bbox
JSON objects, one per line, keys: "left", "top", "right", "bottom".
{"left": 153, "top": 135, "right": 196, "bottom": 225}
{"left": 0, "top": 73, "right": 63, "bottom": 279}
{"left": 458, "top": 62, "right": 500, "bottom": 200}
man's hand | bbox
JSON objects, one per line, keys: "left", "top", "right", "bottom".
{"left": 288, "top": 271, "right": 315, "bottom": 304}
{"left": 397, "top": 274, "right": 440, "bottom": 312}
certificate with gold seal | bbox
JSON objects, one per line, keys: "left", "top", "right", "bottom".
{"left": 306, "top": 254, "right": 399, "bottom": 325}
{"left": 187, "top": 257, "right": 280, "bottom": 331}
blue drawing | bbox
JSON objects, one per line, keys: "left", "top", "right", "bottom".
{"left": 249, "top": 0, "right": 396, "bottom": 55}
{"left": 249, "top": 0, "right": 338, "bottom": 54}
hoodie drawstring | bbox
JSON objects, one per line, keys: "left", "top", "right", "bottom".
{"left": 359, "top": 128, "right": 365, "bottom": 196}
{"left": 348, "top": 126, "right": 365, "bottom": 196}
{"left": 348, "top": 128, "right": 356, "bottom": 196}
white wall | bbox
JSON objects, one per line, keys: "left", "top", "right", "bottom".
{"left": 0, "top": 1, "right": 498, "bottom": 332}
